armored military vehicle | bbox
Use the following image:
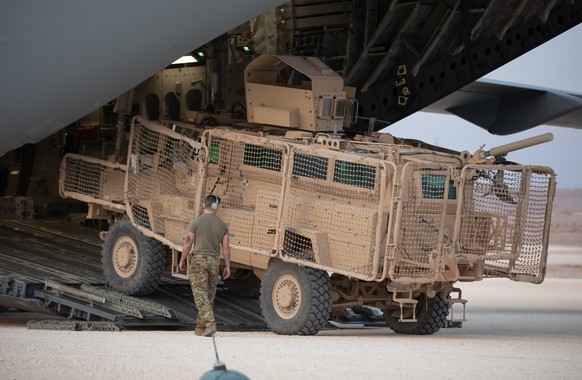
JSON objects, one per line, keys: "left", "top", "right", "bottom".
{"left": 59, "top": 55, "right": 555, "bottom": 335}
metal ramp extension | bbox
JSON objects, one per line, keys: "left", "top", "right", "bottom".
{"left": 28, "top": 280, "right": 182, "bottom": 331}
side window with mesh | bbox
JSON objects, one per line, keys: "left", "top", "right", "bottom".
{"left": 292, "top": 153, "right": 328, "bottom": 180}
{"left": 209, "top": 142, "right": 220, "bottom": 164}
{"left": 243, "top": 144, "right": 282, "bottom": 172}
{"left": 421, "top": 174, "right": 456, "bottom": 200}
{"left": 333, "top": 160, "right": 376, "bottom": 189}
{"left": 137, "top": 127, "right": 159, "bottom": 156}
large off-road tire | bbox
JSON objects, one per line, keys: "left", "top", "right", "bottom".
{"left": 384, "top": 293, "right": 449, "bottom": 335}
{"left": 260, "top": 260, "right": 331, "bottom": 336}
{"left": 223, "top": 269, "right": 261, "bottom": 298}
{"left": 101, "top": 219, "right": 166, "bottom": 296}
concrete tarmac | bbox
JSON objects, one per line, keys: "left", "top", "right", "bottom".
{"left": 1, "top": 277, "right": 581, "bottom": 380}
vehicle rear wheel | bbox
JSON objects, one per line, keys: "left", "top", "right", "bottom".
{"left": 223, "top": 269, "right": 261, "bottom": 298}
{"left": 260, "top": 260, "right": 331, "bottom": 335}
{"left": 383, "top": 293, "right": 449, "bottom": 335}
{"left": 101, "top": 219, "right": 166, "bottom": 296}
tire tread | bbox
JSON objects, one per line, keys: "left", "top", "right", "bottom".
{"left": 101, "top": 219, "right": 166, "bottom": 296}
{"left": 384, "top": 293, "right": 449, "bottom": 335}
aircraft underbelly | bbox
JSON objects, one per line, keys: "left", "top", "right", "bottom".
{"left": 0, "top": 0, "right": 283, "bottom": 155}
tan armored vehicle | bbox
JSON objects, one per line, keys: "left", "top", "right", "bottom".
{"left": 59, "top": 55, "right": 556, "bottom": 335}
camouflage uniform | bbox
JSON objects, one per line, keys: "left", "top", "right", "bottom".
{"left": 187, "top": 254, "right": 220, "bottom": 330}
{"left": 186, "top": 213, "right": 228, "bottom": 333}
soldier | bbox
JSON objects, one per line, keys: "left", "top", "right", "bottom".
{"left": 179, "top": 194, "right": 231, "bottom": 337}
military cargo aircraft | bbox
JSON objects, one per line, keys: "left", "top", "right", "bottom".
{"left": 1, "top": 0, "right": 582, "bottom": 157}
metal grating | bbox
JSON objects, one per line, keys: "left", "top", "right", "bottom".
{"left": 389, "top": 163, "right": 455, "bottom": 283}
{"left": 282, "top": 145, "right": 387, "bottom": 279}
{"left": 455, "top": 165, "right": 555, "bottom": 283}
{"left": 59, "top": 117, "right": 556, "bottom": 288}
{"left": 203, "top": 130, "right": 286, "bottom": 253}
{"left": 59, "top": 154, "right": 126, "bottom": 210}
{"left": 126, "top": 119, "right": 204, "bottom": 245}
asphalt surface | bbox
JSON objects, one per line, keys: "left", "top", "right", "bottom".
{"left": 1, "top": 220, "right": 580, "bottom": 379}
{"left": 1, "top": 277, "right": 581, "bottom": 380}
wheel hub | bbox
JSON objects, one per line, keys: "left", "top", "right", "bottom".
{"left": 278, "top": 286, "right": 293, "bottom": 308}
{"left": 112, "top": 237, "right": 138, "bottom": 278}
{"left": 272, "top": 274, "right": 301, "bottom": 319}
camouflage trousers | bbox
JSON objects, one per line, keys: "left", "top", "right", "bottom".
{"left": 187, "top": 255, "right": 220, "bottom": 330}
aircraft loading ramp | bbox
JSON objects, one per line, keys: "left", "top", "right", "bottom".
{"left": 0, "top": 220, "right": 384, "bottom": 331}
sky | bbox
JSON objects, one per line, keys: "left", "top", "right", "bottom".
{"left": 383, "top": 24, "right": 582, "bottom": 189}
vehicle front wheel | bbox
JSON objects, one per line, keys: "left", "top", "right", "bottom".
{"left": 101, "top": 219, "right": 166, "bottom": 296}
{"left": 260, "top": 260, "right": 331, "bottom": 335}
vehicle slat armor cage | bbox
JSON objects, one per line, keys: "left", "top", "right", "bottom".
{"left": 201, "top": 129, "right": 287, "bottom": 255}
{"left": 280, "top": 145, "right": 389, "bottom": 280}
{"left": 388, "top": 162, "right": 457, "bottom": 284}
{"left": 126, "top": 118, "right": 205, "bottom": 246}
{"left": 453, "top": 164, "right": 555, "bottom": 283}
{"left": 204, "top": 129, "right": 391, "bottom": 280}
{"left": 59, "top": 154, "right": 126, "bottom": 212}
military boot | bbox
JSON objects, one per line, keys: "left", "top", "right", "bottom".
{"left": 202, "top": 323, "right": 217, "bottom": 337}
